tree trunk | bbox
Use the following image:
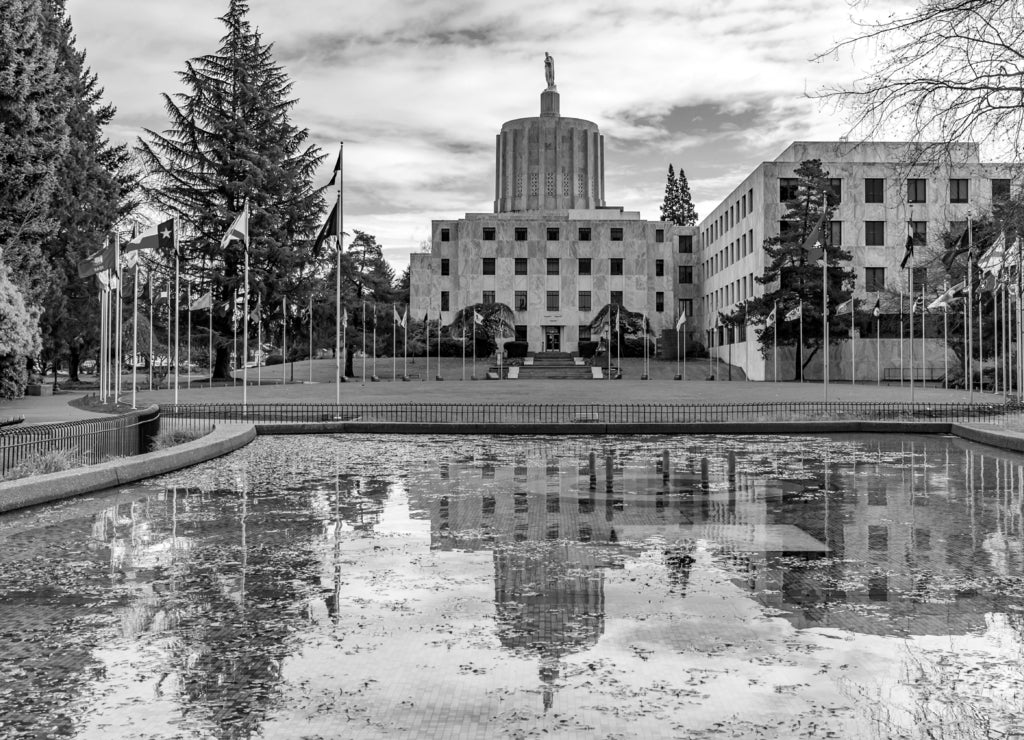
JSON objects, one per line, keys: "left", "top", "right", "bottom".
{"left": 345, "top": 344, "right": 355, "bottom": 377}
{"left": 213, "top": 345, "right": 232, "bottom": 380}
{"left": 68, "top": 346, "right": 81, "bottom": 382}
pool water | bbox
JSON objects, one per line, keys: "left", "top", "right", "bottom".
{"left": 2, "top": 434, "right": 1024, "bottom": 739}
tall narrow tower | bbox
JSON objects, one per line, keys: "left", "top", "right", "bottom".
{"left": 493, "top": 55, "right": 605, "bottom": 213}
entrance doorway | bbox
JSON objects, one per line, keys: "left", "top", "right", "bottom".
{"left": 544, "top": 326, "right": 561, "bottom": 352}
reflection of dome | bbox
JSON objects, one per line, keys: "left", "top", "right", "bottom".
{"left": 492, "top": 543, "right": 605, "bottom": 656}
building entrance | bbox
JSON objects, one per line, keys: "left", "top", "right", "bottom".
{"left": 544, "top": 326, "right": 561, "bottom": 352}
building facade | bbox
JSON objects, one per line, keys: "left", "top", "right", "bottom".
{"left": 698, "top": 141, "right": 1016, "bottom": 380}
{"left": 410, "top": 83, "right": 699, "bottom": 354}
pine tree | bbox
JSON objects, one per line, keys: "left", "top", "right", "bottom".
{"left": 659, "top": 164, "right": 679, "bottom": 224}
{"left": 38, "top": 0, "right": 137, "bottom": 383}
{"left": 138, "top": 0, "right": 325, "bottom": 378}
{"left": 0, "top": 0, "right": 70, "bottom": 303}
{"left": 719, "top": 159, "right": 855, "bottom": 380}
{"left": 676, "top": 167, "right": 698, "bottom": 226}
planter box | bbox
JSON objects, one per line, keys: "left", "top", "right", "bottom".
{"left": 26, "top": 384, "right": 52, "bottom": 397}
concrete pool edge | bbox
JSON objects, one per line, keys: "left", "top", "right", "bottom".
{"left": 0, "top": 423, "right": 256, "bottom": 513}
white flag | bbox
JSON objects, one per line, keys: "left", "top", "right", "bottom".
{"left": 394, "top": 306, "right": 406, "bottom": 328}
{"left": 765, "top": 305, "right": 776, "bottom": 327}
{"left": 473, "top": 310, "right": 484, "bottom": 325}
{"left": 675, "top": 311, "right": 687, "bottom": 330}
{"left": 835, "top": 298, "right": 854, "bottom": 314}
{"left": 221, "top": 199, "right": 250, "bottom": 249}
{"left": 784, "top": 303, "right": 801, "bottom": 322}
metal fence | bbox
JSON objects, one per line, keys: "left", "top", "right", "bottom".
{"left": 159, "top": 401, "right": 1022, "bottom": 431}
{"left": 0, "top": 406, "right": 160, "bottom": 478}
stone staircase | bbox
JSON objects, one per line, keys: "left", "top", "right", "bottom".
{"left": 508, "top": 352, "right": 596, "bottom": 380}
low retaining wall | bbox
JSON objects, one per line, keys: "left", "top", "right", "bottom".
{"left": 0, "top": 423, "right": 256, "bottom": 513}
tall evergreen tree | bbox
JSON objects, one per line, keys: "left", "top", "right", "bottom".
{"left": 659, "top": 164, "right": 680, "bottom": 224}
{"left": 0, "top": 0, "right": 69, "bottom": 302}
{"left": 138, "top": 0, "right": 325, "bottom": 378}
{"left": 720, "top": 159, "right": 855, "bottom": 380}
{"left": 676, "top": 167, "right": 698, "bottom": 226}
{"left": 38, "top": 0, "right": 138, "bottom": 383}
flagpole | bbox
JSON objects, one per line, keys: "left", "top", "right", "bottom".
{"left": 187, "top": 282, "right": 192, "bottom": 390}
{"left": 371, "top": 304, "right": 377, "bottom": 381}
{"left": 361, "top": 300, "right": 366, "bottom": 385}
{"left": 473, "top": 314, "right": 477, "bottom": 380}
{"left": 335, "top": 143, "right": 344, "bottom": 403}
{"left": 979, "top": 284, "right": 984, "bottom": 394}
{"left": 115, "top": 231, "right": 122, "bottom": 404}
{"left": 282, "top": 296, "right": 287, "bottom": 385}
{"left": 426, "top": 313, "right": 430, "bottom": 380}
{"left": 1017, "top": 235, "right": 1022, "bottom": 398}
{"left": 393, "top": 304, "right": 397, "bottom": 381}
{"left": 242, "top": 246, "right": 249, "bottom": 407}
{"left": 1003, "top": 282, "right": 1009, "bottom": 402}
{"left": 148, "top": 274, "right": 153, "bottom": 391}
{"left": 773, "top": 300, "right": 777, "bottom": 383}
{"left": 257, "top": 310, "right": 262, "bottom": 386}
{"left": 232, "top": 298, "right": 237, "bottom": 388}
{"left": 403, "top": 307, "right": 408, "bottom": 380}
{"left": 607, "top": 316, "right": 611, "bottom": 380}
{"left": 437, "top": 310, "right": 442, "bottom": 381}
{"left": 675, "top": 322, "right": 680, "bottom": 380}
{"left": 943, "top": 281, "right": 949, "bottom": 390}
{"left": 875, "top": 309, "right": 880, "bottom": 386}
{"left": 920, "top": 279, "right": 925, "bottom": 394}
{"left": 851, "top": 301, "right": 856, "bottom": 386}
{"left": 909, "top": 244, "right": 915, "bottom": 404}
{"left": 173, "top": 220, "right": 180, "bottom": 406}
{"left": 462, "top": 318, "right": 466, "bottom": 381}
{"left": 682, "top": 324, "right": 687, "bottom": 379}
{"left": 132, "top": 262, "right": 138, "bottom": 409}
{"left": 341, "top": 309, "right": 346, "bottom": 385}
{"left": 209, "top": 301, "right": 213, "bottom": 386}
{"left": 799, "top": 302, "right": 804, "bottom": 383}
{"left": 167, "top": 277, "right": 172, "bottom": 393}
{"left": 99, "top": 287, "right": 106, "bottom": 403}
{"left": 309, "top": 296, "right": 313, "bottom": 383}
{"left": 968, "top": 217, "right": 974, "bottom": 401}
{"left": 823, "top": 244, "right": 829, "bottom": 401}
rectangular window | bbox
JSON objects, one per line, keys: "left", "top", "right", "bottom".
{"left": 482, "top": 226, "right": 496, "bottom": 240}
{"left": 678, "top": 234, "right": 693, "bottom": 253}
{"left": 911, "top": 220, "right": 927, "bottom": 246}
{"left": 578, "top": 227, "right": 591, "bottom": 241}
{"left": 829, "top": 221, "right": 842, "bottom": 246}
{"left": 828, "top": 178, "right": 842, "bottom": 204}
{"left": 440, "top": 258, "right": 450, "bottom": 276}
{"left": 514, "top": 227, "right": 527, "bottom": 241}
{"left": 440, "top": 227, "right": 450, "bottom": 242}
{"left": 482, "top": 257, "right": 495, "bottom": 275}
{"left": 515, "top": 324, "right": 527, "bottom": 342}
{"left": 610, "top": 290, "right": 623, "bottom": 305}
{"left": 678, "top": 265, "right": 693, "bottom": 284}
{"left": 546, "top": 227, "right": 559, "bottom": 241}
{"left": 949, "top": 178, "right": 969, "bottom": 203}
{"left": 865, "top": 221, "right": 885, "bottom": 246}
{"left": 679, "top": 298, "right": 693, "bottom": 317}
{"left": 907, "top": 178, "right": 927, "bottom": 203}
{"left": 868, "top": 525, "right": 888, "bottom": 552}
{"left": 610, "top": 258, "right": 623, "bottom": 275}
{"left": 655, "top": 291, "right": 664, "bottom": 312}
{"left": 578, "top": 258, "right": 591, "bottom": 275}
{"left": 546, "top": 258, "right": 559, "bottom": 275}
{"left": 577, "top": 325, "right": 592, "bottom": 344}
{"left": 578, "top": 290, "right": 591, "bottom": 312}
{"left": 912, "top": 266, "right": 927, "bottom": 289}
{"left": 993, "top": 179, "right": 1012, "bottom": 201}
{"left": 514, "top": 257, "right": 528, "bottom": 275}
{"left": 441, "top": 291, "right": 449, "bottom": 311}
{"left": 655, "top": 228, "right": 664, "bottom": 242}
{"left": 655, "top": 259, "right": 664, "bottom": 277}
{"left": 780, "top": 177, "right": 799, "bottom": 202}
{"left": 865, "top": 178, "right": 884, "bottom": 203}
{"left": 546, "top": 291, "right": 559, "bottom": 311}
{"left": 482, "top": 290, "right": 495, "bottom": 305}
{"left": 514, "top": 290, "right": 528, "bottom": 311}
{"left": 610, "top": 227, "right": 623, "bottom": 241}
{"left": 865, "top": 267, "right": 885, "bottom": 292}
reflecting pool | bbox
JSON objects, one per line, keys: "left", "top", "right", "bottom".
{"left": 2, "top": 434, "right": 1024, "bottom": 739}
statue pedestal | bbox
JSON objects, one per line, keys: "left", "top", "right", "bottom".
{"left": 540, "top": 89, "right": 559, "bottom": 117}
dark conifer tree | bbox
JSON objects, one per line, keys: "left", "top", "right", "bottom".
{"left": 659, "top": 164, "right": 679, "bottom": 224}
{"left": 719, "top": 159, "right": 855, "bottom": 380}
{"left": 138, "top": 0, "right": 325, "bottom": 378}
{"left": 676, "top": 167, "right": 698, "bottom": 226}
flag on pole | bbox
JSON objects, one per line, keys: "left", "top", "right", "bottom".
{"left": 675, "top": 310, "right": 687, "bottom": 330}
{"left": 928, "top": 281, "right": 967, "bottom": 310}
{"left": 341, "top": 307, "right": 347, "bottom": 326}
{"left": 314, "top": 202, "right": 348, "bottom": 252}
{"left": 835, "top": 297, "right": 854, "bottom": 314}
{"left": 122, "top": 228, "right": 160, "bottom": 254}
{"left": 872, "top": 299, "right": 881, "bottom": 318}
{"left": 979, "top": 232, "right": 1007, "bottom": 276}
{"left": 801, "top": 212, "right": 827, "bottom": 261}
{"left": 785, "top": 304, "right": 801, "bottom": 322}
{"left": 394, "top": 306, "right": 406, "bottom": 328}
{"left": 473, "top": 310, "right": 484, "bottom": 325}
{"left": 189, "top": 291, "right": 213, "bottom": 311}
{"left": 328, "top": 150, "right": 342, "bottom": 186}
{"left": 77, "top": 239, "right": 116, "bottom": 278}
{"left": 940, "top": 224, "right": 971, "bottom": 272}
{"left": 900, "top": 221, "right": 915, "bottom": 269}
{"left": 765, "top": 304, "right": 777, "bottom": 327}
{"left": 157, "top": 218, "right": 176, "bottom": 254}
{"left": 95, "top": 270, "right": 114, "bottom": 292}
{"left": 221, "top": 200, "right": 249, "bottom": 249}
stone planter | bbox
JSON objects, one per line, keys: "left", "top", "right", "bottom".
{"left": 26, "top": 383, "right": 53, "bottom": 397}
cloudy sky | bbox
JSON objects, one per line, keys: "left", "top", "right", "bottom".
{"left": 66, "top": 0, "right": 903, "bottom": 272}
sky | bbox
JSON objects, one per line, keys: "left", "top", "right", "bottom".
{"left": 65, "top": 0, "right": 905, "bottom": 272}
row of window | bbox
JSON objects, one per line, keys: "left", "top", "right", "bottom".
{"left": 780, "top": 177, "right": 1011, "bottom": 206}
{"left": 439, "top": 257, "right": 689, "bottom": 277}
{"left": 439, "top": 290, "right": 671, "bottom": 313}
{"left": 706, "top": 229, "right": 756, "bottom": 277}
{"left": 705, "top": 188, "right": 755, "bottom": 245}
{"left": 439, "top": 226, "right": 694, "bottom": 245}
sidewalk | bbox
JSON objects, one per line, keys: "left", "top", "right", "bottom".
{"left": 0, "top": 391, "right": 110, "bottom": 425}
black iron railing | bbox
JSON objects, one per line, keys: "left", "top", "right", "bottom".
{"left": 0, "top": 406, "right": 160, "bottom": 478}
{"left": 159, "top": 401, "right": 1021, "bottom": 431}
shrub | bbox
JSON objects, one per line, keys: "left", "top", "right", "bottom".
{"left": 264, "top": 354, "right": 283, "bottom": 366}
{"left": 3, "top": 447, "right": 81, "bottom": 480}
{"left": 577, "top": 341, "right": 599, "bottom": 358}
{"left": 150, "top": 427, "right": 204, "bottom": 451}
{"left": 503, "top": 341, "right": 529, "bottom": 358}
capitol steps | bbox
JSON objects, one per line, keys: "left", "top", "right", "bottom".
{"left": 504, "top": 352, "right": 595, "bottom": 380}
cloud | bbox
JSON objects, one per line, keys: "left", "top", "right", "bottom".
{"left": 66, "top": 0, "right": 881, "bottom": 272}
